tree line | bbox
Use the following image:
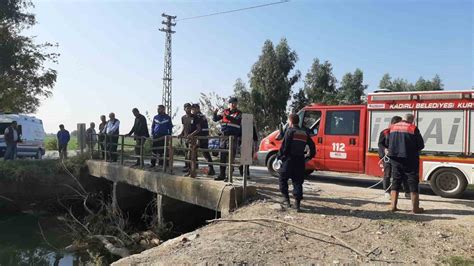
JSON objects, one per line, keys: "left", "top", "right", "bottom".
{"left": 216, "top": 38, "right": 444, "bottom": 134}
{"left": 2, "top": 2, "right": 444, "bottom": 136}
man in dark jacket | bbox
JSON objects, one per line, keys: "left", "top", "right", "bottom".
{"left": 387, "top": 113, "right": 425, "bottom": 213}
{"left": 3, "top": 121, "right": 20, "bottom": 161}
{"left": 98, "top": 115, "right": 107, "bottom": 159}
{"left": 278, "top": 114, "right": 316, "bottom": 212}
{"left": 150, "top": 105, "right": 173, "bottom": 168}
{"left": 57, "top": 124, "right": 70, "bottom": 160}
{"left": 378, "top": 116, "right": 410, "bottom": 199}
{"left": 188, "top": 103, "right": 215, "bottom": 176}
{"left": 213, "top": 97, "right": 243, "bottom": 181}
{"left": 127, "top": 108, "right": 149, "bottom": 166}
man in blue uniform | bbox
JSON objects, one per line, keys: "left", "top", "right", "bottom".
{"left": 150, "top": 105, "right": 173, "bottom": 168}
{"left": 278, "top": 114, "right": 316, "bottom": 212}
{"left": 387, "top": 113, "right": 425, "bottom": 213}
{"left": 378, "top": 116, "right": 410, "bottom": 199}
{"left": 188, "top": 103, "right": 215, "bottom": 176}
{"left": 213, "top": 97, "right": 242, "bottom": 181}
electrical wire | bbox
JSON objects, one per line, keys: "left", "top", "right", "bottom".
{"left": 176, "top": 0, "right": 290, "bottom": 22}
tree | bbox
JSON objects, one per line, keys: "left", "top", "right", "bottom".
{"left": 233, "top": 78, "right": 252, "bottom": 114}
{"left": 379, "top": 73, "right": 392, "bottom": 91}
{"left": 304, "top": 59, "right": 338, "bottom": 105}
{"left": 248, "top": 38, "right": 300, "bottom": 132}
{"left": 379, "top": 73, "right": 443, "bottom": 92}
{"left": 290, "top": 88, "right": 309, "bottom": 113}
{"left": 199, "top": 92, "right": 227, "bottom": 136}
{"left": 338, "top": 69, "right": 367, "bottom": 104}
{"left": 0, "top": 0, "right": 59, "bottom": 113}
{"left": 414, "top": 75, "right": 443, "bottom": 91}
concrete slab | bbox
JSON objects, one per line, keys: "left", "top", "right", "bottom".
{"left": 86, "top": 160, "right": 257, "bottom": 214}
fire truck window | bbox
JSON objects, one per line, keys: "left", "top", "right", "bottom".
{"left": 325, "top": 110, "right": 360, "bottom": 136}
{"left": 303, "top": 111, "right": 321, "bottom": 136}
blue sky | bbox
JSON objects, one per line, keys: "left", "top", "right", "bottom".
{"left": 30, "top": 0, "right": 473, "bottom": 133}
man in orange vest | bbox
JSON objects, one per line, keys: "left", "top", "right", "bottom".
{"left": 213, "top": 97, "right": 243, "bottom": 181}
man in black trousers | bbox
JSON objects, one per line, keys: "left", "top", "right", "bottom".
{"left": 127, "top": 108, "right": 149, "bottom": 166}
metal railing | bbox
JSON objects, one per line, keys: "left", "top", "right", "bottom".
{"left": 87, "top": 133, "right": 247, "bottom": 185}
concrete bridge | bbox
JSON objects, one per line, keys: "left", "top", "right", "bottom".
{"left": 87, "top": 160, "right": 257, "bottom": 224}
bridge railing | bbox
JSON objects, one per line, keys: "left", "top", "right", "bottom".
{"left": 87, "top": 133, "right": 246, "bottom": 184}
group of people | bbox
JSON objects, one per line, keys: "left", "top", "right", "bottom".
{"left": 276, "top": 113, "right": 424, "bottom": 213}
{"left": 82, "top": 96, "right": 251, "bottom": 181}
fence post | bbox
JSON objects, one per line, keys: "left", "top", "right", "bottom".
{"left": 228, "top": 136, "right": 233, "bottom": 183}
{"left": 169, "top": 136, "right": 174, "bottom": 174}
{"left": 120, "top": 135, "right": 124, "bottom": 165}
{"left": 190, "top": 137, "right": 197, "bottom": 178}
{"left": 140, "top": 137, "right": 144, "bottom": 168}
{"left": 104, "top": 134, "right": 108, "bottom": 162}
{"left": 162, "top": 136, "right": 168, "bottom": 172}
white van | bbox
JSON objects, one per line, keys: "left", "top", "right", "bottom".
{"left": 0, "top": 114, "right": 46, "bottom": 159}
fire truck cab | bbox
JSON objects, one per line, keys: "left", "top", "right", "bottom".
{"left": 257, "top": 90, "right": 474, "bottom": 198}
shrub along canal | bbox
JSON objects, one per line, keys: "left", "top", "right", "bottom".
{"left": 0, "top": 156, "right": 218, "bottom": 264}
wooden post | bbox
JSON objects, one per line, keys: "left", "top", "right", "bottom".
{"left": 190, "top": 137, "right": 197, "bottom": 178}
{"left": 120, "top": 135, "right": 124, "bottom": 165}
{"left": 162, "top": 136, "right": 168, "bottom": 172}
{"left": 228, "top": 136, "right": 233, "bottom": 183}
{"left": 140, "top": 137, "right": 144, "bottom": 168}
{"left": 77, "top": 123, "right": 86, "bottom": 155}
{"left": 169, "top": 136, "right": 174, "bottom": 174}
{"left": 104, "top": 134, "right": 108, "bottom": 162}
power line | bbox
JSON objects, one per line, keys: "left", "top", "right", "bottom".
{"left": 176, "top": 0, "right": 290, "bottom": 21}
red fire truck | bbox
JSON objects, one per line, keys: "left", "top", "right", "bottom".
{"left": 257, "top": 90, "right": 474, "bottom": 198}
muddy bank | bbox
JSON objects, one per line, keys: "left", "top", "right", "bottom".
{"left": 113, "top": 171, "right": 474, "bottom": 265}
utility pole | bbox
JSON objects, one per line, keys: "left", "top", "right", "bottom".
{"left": 159, "top": 13, "right": 176, "bottom": 116}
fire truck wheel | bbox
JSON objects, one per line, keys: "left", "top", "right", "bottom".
{"left": 266, "top": 153, "right": 280, "bottom": 178}
{"left": 305, "top": 170, "right": 314, "bottom": 176}
{"left": 430, "top": 168, "right": 468, "bottom": 198}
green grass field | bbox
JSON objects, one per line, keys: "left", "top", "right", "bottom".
{"left": 45, "top": 135, "right": 138, "bottom": 151}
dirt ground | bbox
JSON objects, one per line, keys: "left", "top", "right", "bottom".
{"left": 113, "top": 167, "right": 474, "bottom": 265}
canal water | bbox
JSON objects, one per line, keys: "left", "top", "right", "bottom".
{"left": 0, "top": 213, "right": 88, "bottom": 265}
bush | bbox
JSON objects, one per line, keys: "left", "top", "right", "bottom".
{"left": 0, "top": 154, "right": 89, "bottom": 181}
{"left": 45, "top": 136, "right": 58, "bottom": 151}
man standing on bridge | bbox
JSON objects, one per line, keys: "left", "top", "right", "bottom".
{"left": 179, "top": 103, "right": 193, "bottom": 172}
{"left": 188, "top": 103, "right": 215, "bottom": 176}
{"left": 126, "top": 108, "right": 149, "bottom": 166}
{"left": 98, "top": 115, "right": 107, "bottom": 159}
{"left": 387, "top": 113, "right": 425, "bottom": 213}
{"left": 277, "top": 114, "right": 316, "bottom": 212}
{"left": 105, "top": 113, "right": 120, "bottom": 162}
{"left": 213, "top": 97, "right": 243, "bottom": 181}
{"left": 150, "top": 105, "right": 173, "bottom": 168}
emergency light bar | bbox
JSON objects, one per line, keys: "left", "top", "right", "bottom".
{"left": 419, "top": 93, "right": 463, "bottom": 100}
{"left": 371, "top": 94, "right": 411, "bottom": 101}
